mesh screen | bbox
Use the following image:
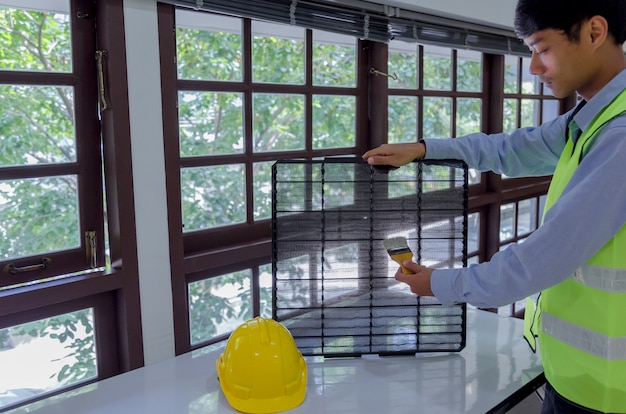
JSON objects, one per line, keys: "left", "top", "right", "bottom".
{"left": 272, "top": 157, "right": 468, "bottom": 357}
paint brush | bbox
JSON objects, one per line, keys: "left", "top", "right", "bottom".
{"left": 382, "top": 237, "right": 414, "bottom": 274}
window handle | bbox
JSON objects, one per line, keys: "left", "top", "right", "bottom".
{"left": 3, "top": 258, "right": 52, "bottom": 276}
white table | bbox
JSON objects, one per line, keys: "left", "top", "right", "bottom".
{"left": 7, "top": 307, "right": 544, "bottom": 414}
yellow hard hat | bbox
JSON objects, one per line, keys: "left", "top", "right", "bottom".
{"left": 216, "top": 316, "right": 307, "bottom": 413}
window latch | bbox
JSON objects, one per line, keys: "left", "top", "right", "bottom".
{"left": 85, "top": 231, "right": 97, "bottom": 268}
{"left": 3, "top": 258, "right": 52, "bottom": 276}
{"left": 96, "top": 50, "right": 108, "bottom": 110}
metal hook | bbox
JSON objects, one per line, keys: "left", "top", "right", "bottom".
{"left": 370, "top": 67, "right": 398, "bottom": 81}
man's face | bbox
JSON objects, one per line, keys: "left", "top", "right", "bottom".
{"left": 524, "top": 27, "right": 593, "bottom": 99}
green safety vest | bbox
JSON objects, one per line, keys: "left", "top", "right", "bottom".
{"left": 523, "top": 88, "right": 626, "bottom": 412}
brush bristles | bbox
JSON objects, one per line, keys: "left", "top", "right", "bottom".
{"left": 382, "top": 236, "right": 409, "bottom": 252}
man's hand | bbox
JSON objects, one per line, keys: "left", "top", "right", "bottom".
{"left": 362, "top": 142, "right": 426, "bottom": 167}
{"left": 394, "top": 261, "right": 435, "bottom": 297}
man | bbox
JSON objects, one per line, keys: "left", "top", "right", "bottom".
{"left": 363, "top": 1, "right": 626, "bottom": 413}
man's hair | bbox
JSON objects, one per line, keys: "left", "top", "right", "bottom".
{"left": 514, "top": 0, "right": 626, "bottom": 44}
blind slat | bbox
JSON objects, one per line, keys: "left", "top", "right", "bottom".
{"left": 162, "top": 0, "right": 530, "bottom": 56}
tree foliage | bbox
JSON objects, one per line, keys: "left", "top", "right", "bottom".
{"left": 0, "top": 8, "right": 92, "bottom": 393}
{"left": 0, "top": 9, "right": 78, "bottom": 260}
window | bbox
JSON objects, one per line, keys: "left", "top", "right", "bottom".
{"left": 0, "top": 0, "right": 142, "bottom": 410}
{"left": 387, "top": 41, "right": 483, "bottom": 185}
{"left": 0, "top": 0, "right": 103, "bottom": 287}
{"left": 158, "top": 4, "right": 573, "bottom": 352}
{"left": 159, "top": 6, "right": 365, "bottom": 350}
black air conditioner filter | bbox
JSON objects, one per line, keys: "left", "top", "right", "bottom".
{"left": 272, "top": 157, "right": 468, "bottom": 357}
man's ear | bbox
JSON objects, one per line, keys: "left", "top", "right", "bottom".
{"left": 588, "top": 15, "right": 608, "bottom": 46}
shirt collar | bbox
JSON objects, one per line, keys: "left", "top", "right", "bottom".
{"left": 573, "top": 68, "right": 626, "bottom": 135}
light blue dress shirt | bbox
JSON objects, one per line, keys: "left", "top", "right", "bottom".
{"left": 424, "top": 69, "right": 626, "bottom": 308}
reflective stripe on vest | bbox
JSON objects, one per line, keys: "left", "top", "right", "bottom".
{"left": 542, "top": 312, "right": 626, "bottom": 361}
{"left": 572, "top": 264, "right": 626, "bottom": 292}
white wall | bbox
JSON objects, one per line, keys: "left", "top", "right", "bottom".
{"left": 123, "top": 0, "right": 175, "bottom": 364}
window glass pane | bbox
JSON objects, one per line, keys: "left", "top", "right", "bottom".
{"left": 457, "top": 49, "right": 482, "bottom": 92}
{"left": 499, "top": 202, "right": 516, "bottom": 242}
{"left": 503, "top": 98, "right": 518, "bottom": 133}
{"left": 388, "top": 96, "right": 417, "bottom": 143}
{"left": 539, "top": 194, "right": 547, "bottom": 224}
{"left": 521, "top": 57, "right": 540, "bottom": 94}
{"left": 181, "top": 165, "right": 245, "bottom": 231}
{"left": 467, "top": 212, "right": 479, "bottom": 253}
{"left": 188, "top": 271, "right": 253, "bottom": 344}
{"left": 252, "top": 21, "right": 304, "bottom": 84}
{"left": 456, "top": 98, "right": 481, "bottom": 136}
{"left": 175, "top": 11, "right": 242, "bottom": 81}
{"left": 423, "top": 97, "right": 451, "bottom": 137}
{"left": 253, "top": 94, "right": 305, "bottom": 152}
{"left": 456, "top": 98, "right": 482, "bottom": 185}
{"left": 521, "top": 99, "right": 538, "bottom": 127}
{"left": 312, "top": 30, "right": 356, "bottom": 87}
{"left": 259, "top": 263, "right": 273, "bottom": 318}
{"left": 504, "top": 55, "right": 518, "bottom": 94}
{"left": 253, "top": 161, "right": 272, "bottom": 221}
{"left": 388, "top": 40, "right": 417, "bottom": 89}
{"left": 0, "top": 85, "right": 75, "bottom": 166}
{"left": 312, "top": 95, "right": 355, "bottom": 149}
{"left": 0, "top": 4, "right": 71, "bottom": 73}
{"left": 518, "top": 198, "right": 537, "bottom": 235}
{"left": 423, "top": 45, "right": 451, "bottom": 90}
{"left": 0, "top": 176, "right": 79, "bottom": 260}
{"left": 178, "top": 91, "right": 243, "bottom": 156}
{"left": 0, "top": 308, "right": 96, "bottom": 409}
{"left": 542, "top": 99, "right": 559, "bottom": 123}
